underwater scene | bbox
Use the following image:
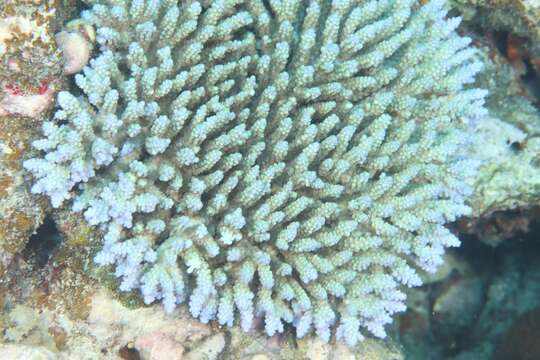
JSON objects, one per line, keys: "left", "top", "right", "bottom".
{"left": 1, "top": 0, "right": 539, "bottom": 359}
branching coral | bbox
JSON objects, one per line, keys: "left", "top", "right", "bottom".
{"left": 24, "top": 0, "right": 487, "bottom": 346}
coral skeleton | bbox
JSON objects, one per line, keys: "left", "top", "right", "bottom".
{"left": 24, "top": 0, "right": 487, "bottom": 346}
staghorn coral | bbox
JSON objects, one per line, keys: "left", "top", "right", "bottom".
{"left": 24, "top": 0, "right": 487, "bottom": 346}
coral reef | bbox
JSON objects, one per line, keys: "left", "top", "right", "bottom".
{"left": 398, "top": 226, "right": 540, "bottom": 360}
{"left": 0, "top": 1, "right": 92, "bottom": 119}
{"left": 0, "top": 117, "right": 48, "bottom": 280}
{"left": 451, "top": 0, "right": 540, "bottom": 63}
{"left": 0, "top": 0, "right": 70, "bottom": 283}
{"left": 0, "top": 344, "right": 56, "bottom": 360}
{"left": 0, "top": 0, "right": 63, "bottom": 119}
{"left": 0, "top": 285, "right": 403, "bottom": 359}
{"left": 24, "top": 0, "right": 486, "bottom": 345}
{"left": 469, "top": 114, "right": 540, "bottom": 219}
{"left": 294, "top": 335, "right": 403, "bottom": 360}
{"left": 0, "top": 1, "right": 60, "bottom": 85}
{"left": 449, "top": 9, "right": 540, "bottom": 246}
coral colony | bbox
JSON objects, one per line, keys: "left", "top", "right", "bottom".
{"left": 24, "top": 0, "right": 487, "bottom": 346}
